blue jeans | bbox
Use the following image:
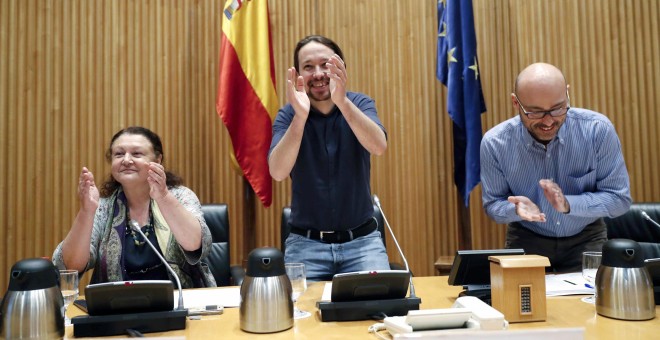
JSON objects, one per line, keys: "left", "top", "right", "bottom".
{"left": 284, "top": 230, "right": 390, "bottom": 282}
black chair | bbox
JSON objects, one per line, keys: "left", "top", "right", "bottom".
{"left": 201, "top": 204, "right": 244, "bottom": 286}
{"left": 603, "top": 203, "right": 660, "bottom": 259}
{"left": 280, "top": 204, "right": 405, "bottom": 270}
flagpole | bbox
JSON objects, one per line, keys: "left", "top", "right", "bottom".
{"left": 242, "top": 178, "right": 256, "bottom": 259}
{"left": 456, "top": 191, "right": 472, "bottom": 250}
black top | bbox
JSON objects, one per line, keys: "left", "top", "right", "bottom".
{"left": 123, "top": 222, "right": 169, "bottom": 281}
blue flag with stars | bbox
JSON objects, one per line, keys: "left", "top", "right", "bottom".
{"left": 437, "top": 0, "right": 487, "bottom": 207}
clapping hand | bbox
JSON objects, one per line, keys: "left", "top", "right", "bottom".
{"left": 508, "top": 196, "right": 547, "bottom": 222}
{"left": 539, "top": 179, "right": 570, "bottom": 213}
{"left": 286, "top": 67, "right": 311, "bottom": 118}
{"left": 78, "top": 167, "right": 99, "bottom": 213}
{"left": 147, "top": 162, "right": 168, "bottom": 200}
{"left": 327, "top": 54, "right": 347, "bottom": 104}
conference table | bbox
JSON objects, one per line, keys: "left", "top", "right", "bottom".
{"left": 65, "top": 276, "right": 659, "bottom": 339}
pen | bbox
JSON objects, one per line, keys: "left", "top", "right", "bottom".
{"left": 563, "top": 279, "right": 577, "bottom": 285}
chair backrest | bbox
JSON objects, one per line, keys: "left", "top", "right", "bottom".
{"left": 603, "top": 203, "right": 660, "bottom": 259}
{"left": 280, "top": 204, "right": 387, "bottom": 254}
{"left": 201, "top": 204, "right": 231, "bottom": 286}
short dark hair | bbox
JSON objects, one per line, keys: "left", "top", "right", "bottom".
{"left": 293, "top": 35, "right": 345, "bottom": 72}
{"left": 100, "top": 126, "right": 183, "bottom": 197}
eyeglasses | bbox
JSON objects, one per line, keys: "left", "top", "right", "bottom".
{"left": 514, "top": 91, "right": 571, "bottom": 120}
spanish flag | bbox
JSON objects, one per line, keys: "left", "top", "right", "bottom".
{"left": 216, "top": 0, "right": 277, "bottom": 207}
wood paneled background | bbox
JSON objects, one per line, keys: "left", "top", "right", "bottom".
{"left": 1, "top": 0, "right": 658, "bottom": 292}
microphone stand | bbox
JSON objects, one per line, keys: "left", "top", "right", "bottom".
{"left": 373, "top": 195, "right": 416, "bottom": 298}
{"left": 642, "top": 211, "right": 660, "bottom": 229}
{"left": 130, "top": 220, "right": 185, "bottom": 311}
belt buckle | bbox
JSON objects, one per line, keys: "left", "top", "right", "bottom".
{"left": 319, "top": 231, "right": 335, "bottom": 241}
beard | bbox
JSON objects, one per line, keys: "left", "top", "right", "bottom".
{"left": 528, "top": 121, "right": 561, "bottom": 143}
{"left": 306, "top": 77, "right": 331, "bottom": 102}
{"left": 307, "top": 89, "right": 331, "bottom": 102}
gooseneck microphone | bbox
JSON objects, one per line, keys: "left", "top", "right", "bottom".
{"left": 130, "top": 220, "right": 185, "bottom": 311}
{"left": 641, "top": 211, "right": 660, "bottom": 229}
{"left": 373, "top": 195, "right": 417, "bottom": 298}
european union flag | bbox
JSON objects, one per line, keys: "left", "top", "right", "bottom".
{"left": 437, "top": 0, "right": 487, "bottom": 207}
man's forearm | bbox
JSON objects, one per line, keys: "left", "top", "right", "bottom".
{"left": 269, "top": 116, "right": 306, "bottom": 181}
{"left": 336, "top": 99, "right": 387, "bottom": 155}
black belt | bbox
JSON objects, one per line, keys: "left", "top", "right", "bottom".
{"left": 290, "top": 218, "right": 377, "bottom": 244}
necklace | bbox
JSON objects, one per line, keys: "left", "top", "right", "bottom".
{"left": 126, "top": 207, "right": 154, "bottom": 246}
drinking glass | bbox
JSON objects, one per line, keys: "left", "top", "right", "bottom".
{"left": 581, "top": 251, "right": 601, "bottom": 304}
{"left": 285, "top": 263, "right": 311, "bottom": 319}
{"left": 59, "top": 270, "right": 79, "bottom": 326}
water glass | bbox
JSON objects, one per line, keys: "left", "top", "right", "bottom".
{"left": 581, "top": 251, "right": 601, "bottom": 304}
{"left": 59, "top": 270, "right": 79, "bottom": 326}
{"left": 285, "top": 263, "right": 311, "bottom": 319}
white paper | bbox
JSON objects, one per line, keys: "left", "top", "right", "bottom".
{"left": 174, "top": 287, "right": 241, "bottom": 308}
{"left": 545, "top": 272, "right": 594, "bottom": 296}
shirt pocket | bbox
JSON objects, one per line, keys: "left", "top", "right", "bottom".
{"left": 565, "top": 170, "right": 597, "bottom": 194}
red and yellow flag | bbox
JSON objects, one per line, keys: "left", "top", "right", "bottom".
{"left": 216, "top": 0, "right": 278, "bottom": 207}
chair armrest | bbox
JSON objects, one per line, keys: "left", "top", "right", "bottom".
{"left": 230, "top": 265, "right": 245, "bottom": 286}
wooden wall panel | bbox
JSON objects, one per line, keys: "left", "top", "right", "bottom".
{"left": 1, "top": 0, "right": 658, "bottom": 293}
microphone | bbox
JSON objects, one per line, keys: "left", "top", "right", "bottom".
{"left": 130, "top": 220, "right": 185, "bottom": 311}
{"left": 373, "top": 195, "right": 416, "bottom": 298}
{"left": 641, "top": 211, "right": 660, "bottom": 229}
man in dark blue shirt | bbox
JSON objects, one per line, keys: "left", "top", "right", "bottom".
{"left": 269, "top": 35, "right": 390, "bottom": 281}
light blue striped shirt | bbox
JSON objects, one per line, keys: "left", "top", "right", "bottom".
{"left": 480, "top": 108, "right": 631, "bottom": 237}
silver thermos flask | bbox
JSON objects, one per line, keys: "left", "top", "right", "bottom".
{"left": 596, "top": 239, "right": 655, "bottom": 320}
{"left": 0, "top": 258, "right": 65, "bottom": 339}
{"left": 239, "top": 247, "right": 293, "bottom": 333}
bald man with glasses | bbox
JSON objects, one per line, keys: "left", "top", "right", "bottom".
{"left": 480, "top": 62, "right": 631, "bottom": 272}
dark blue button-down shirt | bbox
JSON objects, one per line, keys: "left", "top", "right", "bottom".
{"left": 270, "top": 92, "right": 386, "bottom": 231}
